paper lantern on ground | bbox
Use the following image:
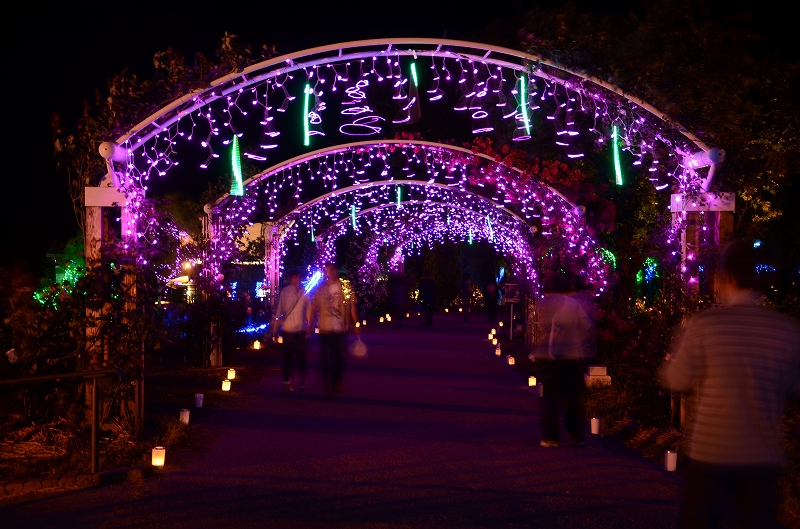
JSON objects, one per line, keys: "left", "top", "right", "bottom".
{"left": 507, "top": 356, "right": 515, "bottom": 365}
{"left": 495, "top": 346, "right": 501, "bottom": 357}
{"left": 499, "top": 322, "right": 504, "bottom": 327}
{"left": 379, "top": 317, "right": 385, "bottom": 323}
{"left": 528, "top": 376, "right": 537, "bottom": 387}
{"left": 315, "top": 328, "right": 320, "bottom": 334}
{"left": 362, "top": 320, "right": 367, "bottom": 325}
{"left": 277, "top": 336, "right": 284, "bottom": 343}
{"left": 195, "top": 393, "right": 204, "bottom": 408}
{"left": 387, "top": 315, "right": 392, "bottom": 322}
{"left": 665, "top": 450, "right": 677, "bottom": 472}
{"left": 487, "top": 333, "right": 493, "bottom": 340}
{"left": 152, "top": 447, "right": 166, "bottom": 467}
{"left": 222, "top": 379, "right": 231, "bottom": 391}
{"left": 406, "top": 313, "right": 410, "bottom": 318}
{"left": 445, "top": 308, "right": 449, "bottom": 313}
{"left": 491, "top": 329, "right": 496, "bottom": 335}
{"left": 492, "top": 338, "right": 498, "bottom": 346}
{"left": 180, "top": 409, "right": 190, "bottom": 424}
{"left": 591, "top": 417, "right": 600, "bottom": 435}
{"left": 227, "top": 369, "right": 236, "bottom": 380}
{"left": 253, "top": 340, "right": 261, "bottom": 350}
{"left": 458, "top": 307, "right": 463, "bottom": 312}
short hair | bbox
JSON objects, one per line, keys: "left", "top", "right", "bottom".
{"left": 720, "top": 239, "right": 758, "bottom": 289}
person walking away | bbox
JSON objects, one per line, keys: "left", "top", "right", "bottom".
{"left": 660, "top": 239, "right": 800, "bottom": 528}
{"left": 272, "top": 270, "right": 309, "bottom": 392}
{"left": 485, "top": 282, "right": 498, "bottom": 323}
{"left": 533, "top": 275, "right": 592, "bottom": 448}
{"left": 459, "top": 273, "right": 473, "bottom": 323}
{"left": 307, "top": 263, "right": 360, "bottom": 393}
{"left": 390, "top": 273, "right": 409, "bottom": 326}
{"left": 418, "top": 270, "right": 437, "bottom": 327}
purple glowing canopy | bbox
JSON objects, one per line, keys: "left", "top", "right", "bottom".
{"left": 100, "top": 39, "right": 720, "bottom": 292}
{"left": 206, "top": 140, "right": 608, "bottom": 293}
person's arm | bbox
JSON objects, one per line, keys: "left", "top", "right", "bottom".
{"left": 306, "top": 294, "right": 316, "bottom": 335}
{"left": 272, "top": 291, "right": 285, "bottom": 338}
{"left": 659, "top": 320, "right": 699, "bottom": 391}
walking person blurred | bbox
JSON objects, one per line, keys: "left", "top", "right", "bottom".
{"left": 459, "top": 273, "right": 473, "bottom": 323}
{"left": 418, "top": 270, "right": 437, "bottom": 327}
{"left": 532, "top": 274, "right": 592, "bottom": 448}
{"left": 390, "top": 273, "right": 409, "bottom": 326}
{"left": 485, "top": 282, "right": 498, "bottom": 323}
{"left": 307, "top": 263, "right": 360, "bottom": 393}
{"left": 272, "top": 270, "right": 309, "bottom": 392}
{"left": 660, "top": 240, "right": 800, "bottom": 528}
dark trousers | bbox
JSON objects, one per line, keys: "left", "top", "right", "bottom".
{"left": 320, "top": 333, "right": 346, "bottom": 387}
{"left": 681, "top": 460, "right": 780, "bottom": 529}
{"left": 422, "top": 300, "right": 434, "bottom": 326}
{"left": 487, "top": 302, "right": 497, "bottom": 322}
{"left": 537, "top": 359, "right": 585, "bottom": 443}
{"left": 281, "top": 332, "right": 307, "bottom": 384}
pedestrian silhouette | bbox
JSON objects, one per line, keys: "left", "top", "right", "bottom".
{"left": 661, "top": 239, "right": 800, "bottom": 528}
{"left": 418, "top": 270, "right": 437, "bottom": 327}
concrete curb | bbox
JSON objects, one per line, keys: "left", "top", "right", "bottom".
{"left": 0, "top": 466, "right": 144, "bottom": 498}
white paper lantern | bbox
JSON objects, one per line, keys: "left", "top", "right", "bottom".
{"left": 194, "top": 393, "right": 204, "bottom": 408}
{"left": 491, "top": 328, "right": 496, "bottom": 335}
{"left": 498, "top": 322, "right": 504, "bottom": 327}
{"left": 665, "top": 451, "right": 677, "bottom": 472}
{"left": 253, "top": 340, "right": 261, "bottom": 350}
{"left": 487, "top": 333, "right": 493, "bottom": 340}
{"left": 152, "top": 446, "right": 166, "bottom": 467}
{"left": 495, "top": 346, "right": 501, "bottom": 357}
{"left": 227, "top": 369, "right": 236, "bottom": 380}
{"left": 507, "top": 356, "right": 515, "bottom": 365}
{"left": 277, "top": 336, "right": 284, "bottom": 343}
{"left": 362, "top": 319, "right": 367, "bottom": 325}
{"left": 222, "top": 379, "right": 231, "bottom": 391}
{"left": 379, "top": 317, "right": 384, "bottom": 323}
{"left": 591, "top": 417, "right": 600, "bottom": 435}
{"left": 492, "top": 338, "right": 498, "bottom": 346}
{"left": 179, "top": 409, "right": 190, "bottom": 425}
{"left": 528, "top": 376, "right": 537, "bottom": 387}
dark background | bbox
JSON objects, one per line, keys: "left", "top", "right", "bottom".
{"left": 0, "top": 0, "right": 789, "bottom": 276}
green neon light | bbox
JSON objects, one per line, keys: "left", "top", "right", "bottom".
{"left": 396, "top": 186, "right": 402, "bottom": 206}
{"left": 468, "top": 228, "right": 473, "bottom": 245}
{"left": 303, "top": 84, "right": 311, "bottom": 147}
{"left": 311, "top": 225, "right": 315, "bottom": 242}
{"left": 486, "top": 215, "right": 494, "bottom": 242}
{"left": 230, "top": 136, "right": 244, "bottom": 196}
{"left": 599, "top": 248, "right": 617, "bottom": 270}
{"left": 351, "top": 205, "right": 357, "bottom": 229}
{"left": 612, "top": 125, "right": 623, "bottom": 186}
{"left": 520, "top": 75, "right": 531, "bottom": 136}
{"left": 410, "top": 62, "right": 418, "bottom": 87}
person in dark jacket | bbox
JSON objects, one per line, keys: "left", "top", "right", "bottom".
{"left": 418, "top": 270, "right": 437, "bottom": 327}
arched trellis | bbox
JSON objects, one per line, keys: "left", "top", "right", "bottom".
{"left": 312, "top": 201, "right": 537, "bottom": 274}
{"left": 102, "top": 39, "right": 724, "bottom": 253}
{"left": 203, "top": 139, "right": 608, "bottom": 305}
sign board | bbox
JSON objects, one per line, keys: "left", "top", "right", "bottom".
{"left": 503, "top": 283, "right": 520, "bottom": 304}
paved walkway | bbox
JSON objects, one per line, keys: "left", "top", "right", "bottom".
{"left": 1, "top": 313, "right": 681, "bottom": 528}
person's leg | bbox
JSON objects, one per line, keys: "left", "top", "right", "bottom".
{"left": 281, "top": 337, "right": 292, "bottom": 386}
{"left": 538, "top": 361, "right": 559, "bottom": 444}
{"left": 565, "top": 361, "right": 586, "bottom": 443}
{"left": 681, "top": 461, "right": 724, "bottom": 529}
{"left": 730, "top": 465, "right": 780, "bottom": 528}
{"left": 320, "top": 334, "right": 333, "bottom": 391}
{"left": 332, "top": 333, "right": 346, "bottom": 391}
{"left": 424, "top": 301, "right": 433, "bottom": 326}
{"left": 295, "top": 334, "right": 308, "bottom": 387}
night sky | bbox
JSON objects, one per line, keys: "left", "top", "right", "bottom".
{"left": 0, "top": 0, "right": 787, "bottom": 276}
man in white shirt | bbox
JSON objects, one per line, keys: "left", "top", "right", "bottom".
{"left": 307, "top": 263, "right": 359, "bottom": 393}
{"left": 273, "top": 270, "right": 309, "bottom": 391}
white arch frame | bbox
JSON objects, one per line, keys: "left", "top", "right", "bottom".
{"left": 117, "top": 38, "right": 712, "bottom": 156}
